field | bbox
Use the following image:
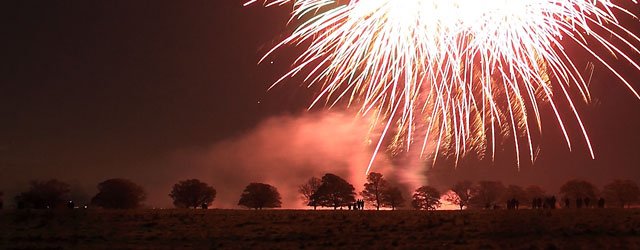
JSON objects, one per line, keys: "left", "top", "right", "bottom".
{"left": 1, "top": 208, "right": 639, "bottom": 249}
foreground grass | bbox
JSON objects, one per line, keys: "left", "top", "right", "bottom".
{"left": 0, "top": 208, "right": 639, "bottom": 249}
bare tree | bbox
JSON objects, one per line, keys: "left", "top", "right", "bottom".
{"left": 360, "top": 172, "right": 389, "bottom": 210}
{"left": 298, "top": 177, "right": 321, "bottom": 210}
{"left": 469, "top": 181, "right": 505, "bottom": 209}
{"left": 14, "top": 179, "right": 71, "bottom": 209}
{"left": 602, "top": 179, "right": 640, "bottom": 208}
{"left": 169, "top": 179, "right": 216, "bottom": 209}
{"left": 412, "top": 186, "right": 441, "bottom": 210}
{"left": 445, "top": 180, "right": 474, "bottom": 210}
{"left": 382, "top": 186, "right": 405, "bottom": 210}
{"left": 312, "top": 173, "right": 356, "bottom": 209}
{"left": 560, "top": 179, "right": 598, "bottom": 202}
{"left": 91, "top": 178, "right": 146, "bottom": 209}
{"left": 238, "top": 183, "right": 282, "bottom": 210}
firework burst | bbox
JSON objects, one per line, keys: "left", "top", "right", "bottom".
{"left": 246, "top": 0, "right": 640, "bottom": 173}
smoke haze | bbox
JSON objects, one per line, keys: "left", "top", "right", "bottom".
{"left": 147, "top": 111, "right": 394, "bottom": 208}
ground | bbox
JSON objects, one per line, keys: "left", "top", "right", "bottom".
{"left": 0, "top": 208, "right": 639, "bottom": 249}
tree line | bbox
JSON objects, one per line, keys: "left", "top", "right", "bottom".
{"left": 299, "top": 173, "right": 640, "bottom": 210}
{"left": 430, "top": 179, "right": 640, "bottom": 210}
{"left": 0, "top": 174, "right": 638, "bottom": 210}
{"left": 2, "top": 178, "right": 279, "bottom": 210}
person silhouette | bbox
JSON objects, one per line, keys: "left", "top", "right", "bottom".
{"left": 67, "top": 200, "right": 74, "bottom": 209}
{"left": 584, "top": 197, "right": 590, "bottom": 208}
{"left": 597, "top": 198, "right": 605, "bottom": 208}
{"left": 201, "top": 203, "right": 208, "bottom": 209}
{"left": 507, "top": 198, "right": 516, "bottom": 210}
{"left": 576, "top": 197, "right": 583, "bottom": 208}
{"left": 564, "top": 198, "right": 570, "bottom": 208}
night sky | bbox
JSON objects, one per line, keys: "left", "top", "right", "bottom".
{"left": 2, "top": 1, "right": 640, "bottom": 208}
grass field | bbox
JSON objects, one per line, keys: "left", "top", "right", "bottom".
{"left": 1, "top": 208, "right": 639, "bottom": 249}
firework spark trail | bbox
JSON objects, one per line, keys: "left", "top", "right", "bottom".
{"left": 247, "top": 0, "right": 640, "bottom": 173}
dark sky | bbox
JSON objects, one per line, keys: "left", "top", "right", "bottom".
{"left": 1, "top": 1, "right": 640, "bottom": 207}
{"left": 2, "top": 1, "right": 291, "bottom": 164}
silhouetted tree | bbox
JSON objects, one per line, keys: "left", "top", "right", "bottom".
{"left": 469, "top": 181, "right": 505, "bottom": 209}
{"left": 69, "top": 186, "right": 91, "bottom": 208}
{"left": 382, "top": 186, "right": 405, "bottom": 210}
{"left": 560, "top": 179, "right": 598, "bottom": 203}
{"left": 525, "top": 185, "right": 546, "bottom": 200}
{"left": 238, "top": 183, "right": 282, "bottom": 210}
{"left": 312, "top": 173, "right": 356, "bottom": 209}
{"left": 602, "top": 179, "right": 640, "bottom": 208}
{"left": 14, "top": 179, "right": 71, "bottom": 209}
{"left": 91, "top": 178, "right": 146, "bottom": 209}
{"left": 412, "top": 186, "right": 441, "bottom": 210}
{"left": 298, "top": 177, "right": 321, "bottom": 209}
{"left": 503, "top": 185, "right": 527, "bottom": 203}
{"left": 169, "top": 179, "right": 217, "bottom": 209}
{"left": 360, "top": 172, "right": 389, "bottom": 210}
{"left": 445, "top": 180, "right": 474, "bottom": 210}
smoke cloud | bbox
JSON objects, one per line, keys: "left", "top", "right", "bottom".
{"left": 151, "top": 111, "right": 396, "bottom": 208}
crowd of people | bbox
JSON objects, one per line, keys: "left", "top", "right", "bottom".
{"left": 501, "top": 196, "right": 607, "bottom": 210}
{"left": 348, "top": 199, "right": 365, "bottom": 210}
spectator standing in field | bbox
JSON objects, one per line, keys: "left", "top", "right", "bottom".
{"left": 531, "top": 198, "right": 536, "bottom": 209}
{"left": 507, "top": 198, "right": 518, "bottom": 210}
{"left": 576, "top": 197, "right": 583, "bottom": 208}
{"left": 538, "top": 198, "right": 544, "bottom": 209}
{"left": 564, "top": 198, "right": 570, "bottom": 208}
{"left": 584, "top": 197, "right": 590, "bottom": 208}
{"left": 598, "top": 198, "right": 605, "bottom": 208}
{"left": 533, "top": 198, "right": 542, "bottom": 209}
